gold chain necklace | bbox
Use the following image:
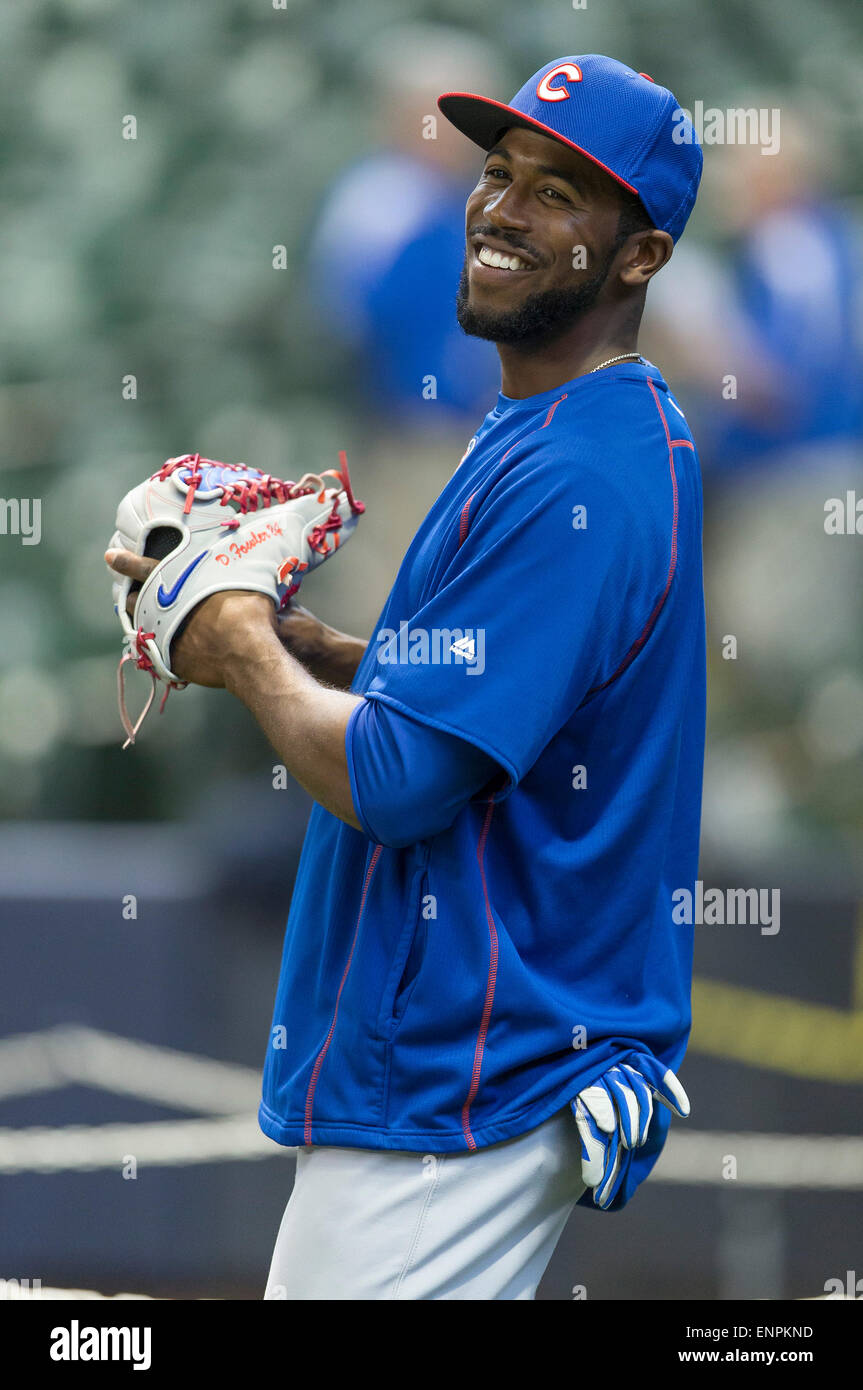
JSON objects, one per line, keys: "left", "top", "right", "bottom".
{"left": 590, "top": 353, "right": 643, "bottom": 373}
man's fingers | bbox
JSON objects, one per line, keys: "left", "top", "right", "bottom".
{"left": 652, "top": 1068, "right": 690, "bottom": 1119}
{"left": 106, "top": 549, "right": 158, "bottom": 619}
{"left": 630, "top": 1053, "right": 691, "bottom": 1119}
{"left": 608, "top": 1066, "right": 652, "bottom": 1147}
{"left": 576, "top": 1082, "right": 617, "bottom": 1135}
{"left": 573, "top": 1097, "right": 607, "bottom": 1189}
{"left": 105, "top": 549, "right": 157, "bottom": 584}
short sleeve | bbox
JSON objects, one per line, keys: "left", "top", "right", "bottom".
{"left": 346, "top": 697, "right": 500, "bottom": 848}
{"left": 360, "top": 439, "right": 668, "bottom": 792}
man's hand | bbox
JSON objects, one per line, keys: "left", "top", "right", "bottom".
{"left": 572, "top": 1053, "right": 690, "bottom": 1209}
{"left": 105, "top": 547, "right": 276, "bottom": 688}
{"left": 106, "top": 549, "right": 364, "bottom": 691}
{"left": 105, "top": 546, "right": 364, "bottom": 829}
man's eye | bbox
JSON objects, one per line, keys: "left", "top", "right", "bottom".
{"left": 485, "top": 166, "right": 508, "bottom": 179}
{"left": 542, "top": 187, "right": 568, "bottom": 202}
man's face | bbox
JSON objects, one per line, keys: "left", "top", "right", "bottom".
{"left": 456, "top": 126, "right": 627, "bottom": 347}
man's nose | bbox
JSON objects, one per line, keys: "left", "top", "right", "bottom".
{"left": 483, "top": 180, "right": 532, "bottom": 231}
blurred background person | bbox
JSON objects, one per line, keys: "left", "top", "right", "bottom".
{"left": 642, "top": 102, "right": 863, "bottom": 868}
{"left": 302, "top": 23, "right": 513, "bottom": 608}
{"left": 645, "top": 104, "right": 863, "bottom": 476}
{"left": 305, "top": 23, "right": 505, "bottom": 434}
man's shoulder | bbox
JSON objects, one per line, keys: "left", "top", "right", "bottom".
{"left": 495, "top": 371, "right": 687, "bottom": 493}
{"left": 551, "top": 365, "right": 692, "bottom": 442}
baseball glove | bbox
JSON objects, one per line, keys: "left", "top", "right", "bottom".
{"left": 110, "top": 450, "right": 364, "bottom": 746}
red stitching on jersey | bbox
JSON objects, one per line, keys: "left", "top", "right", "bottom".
{"left": 458, "top": 394, "right": 569, "bottom": 549}
{"left": 499, "top": 392, "right": 568, "bottom": 465}
{"left": 461, "top": 797, "right": 498, "bottom": 1150}
{"left": 458, "top": 492, "right": 475, "bottom": 548}
{"left": 303, "top": 843, "right": 383, "bottom": 1145}
{"left": 542, "top": 394, "right": 568, "bottom": 428}
{"left": 583, "top": 378, "right": 680, "bottom": 700}
{"left": 669, "top": 438, "right": 695, "bottom": 449}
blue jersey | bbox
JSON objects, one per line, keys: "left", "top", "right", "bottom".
{"left": 260, "top": 358, "right": 705, "bottom": 1208}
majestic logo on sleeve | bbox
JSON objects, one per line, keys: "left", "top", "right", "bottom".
{"left": 536, "top": 63, "right": 583, "bottom": 101}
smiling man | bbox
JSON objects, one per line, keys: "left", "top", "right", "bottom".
{"left": 107, "top": 54, "right": 705, "bottom": 1300}
{"left": 455, "top": 131, "right": 657, "bottom": 374}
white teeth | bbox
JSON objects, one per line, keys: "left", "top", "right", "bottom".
{"left": 477, "top": 245, "right": 528, "bottom": 271}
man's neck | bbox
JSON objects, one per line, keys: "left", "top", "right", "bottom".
{"left": 497, "top": 337, "right": 641, "bottom": 399}
{"left": 496, "top": 307, "right": 641, "bottom": 399}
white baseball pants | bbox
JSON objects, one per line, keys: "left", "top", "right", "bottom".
{"left": 264, "top": 1106, "right": 587, "bottom": 1300}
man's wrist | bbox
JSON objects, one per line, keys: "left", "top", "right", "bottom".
{"left": 275, "top": 606, "right": 323, "bottom": 664}
{"left": 223, "top": 624, "right": 300, "bottom": 704}
{"left": 276, "top": 607, "right": 366, "bottom": 688}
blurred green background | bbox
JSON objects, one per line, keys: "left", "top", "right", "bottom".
{"left": 2, "top": 0, "right": 862, "bottom": 854}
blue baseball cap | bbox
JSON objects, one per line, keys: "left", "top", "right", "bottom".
{"left": 438, "top": 54, "right": 702, "bottom": 242}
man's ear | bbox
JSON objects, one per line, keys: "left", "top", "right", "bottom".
{"left": 618, "top": 230, "right": 674, "bottom": 287}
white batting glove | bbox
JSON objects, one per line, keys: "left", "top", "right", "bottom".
{"left": 573, "top": 1053, "right": 689, "bottom": 1209}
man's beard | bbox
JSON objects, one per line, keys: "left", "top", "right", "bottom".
{"left": 455, "top": 249, "right": 615, "bottom": 348}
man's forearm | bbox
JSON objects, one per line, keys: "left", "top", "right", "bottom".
{"left": 275, "top": 606, "right": 368, "bottom": 691}
{"left": 225, "top": 625, "right": 364, "bottom": 829}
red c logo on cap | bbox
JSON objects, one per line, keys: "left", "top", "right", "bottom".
{"left": 536, "top": 63, "right": 583, "bottom": 102}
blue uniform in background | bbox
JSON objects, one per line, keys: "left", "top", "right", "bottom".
{"left": 712, "top": 203, "right": 863, "bottom": 471}
{"left": 260, "top": 358, "right": 705, "bottom": 1209}
{"left": 307, "top": 152, "right": 499, "bottom": 428}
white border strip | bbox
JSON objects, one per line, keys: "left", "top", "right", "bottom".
{"left": 0, "top": 1115, "right": 278, "bottom": 1173}
{"left": 0, "top": 1027, "right": 260, "bottom": 1113}
{"left": 0, "top": 1118, "right": 860, "bottom": 1186}
{"left": 1, "top": 1029, "right": 860, "bottom": 1187}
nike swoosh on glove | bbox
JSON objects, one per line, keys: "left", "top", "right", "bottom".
{"left": 572, "top": 1052, "right": 689, "bottom": 1209}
